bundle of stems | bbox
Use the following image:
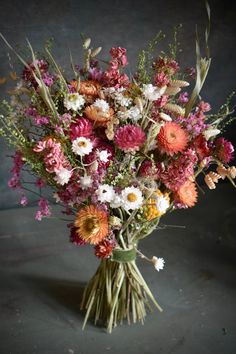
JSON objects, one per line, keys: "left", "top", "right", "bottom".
{"left": 80, "top": 255, "right": 162, "bottom": 333}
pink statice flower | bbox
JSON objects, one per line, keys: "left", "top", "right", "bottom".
{"left": 20, "top": 195, "right": 28, "bottom": 207}
{"left": 34, "top": 115, "right": 49, "bottom": 126}
{"left": 114, "top": 125, "right": 146, "bottom": 152}
{"left": 154, "top": 95, "right": 169, "bottom": 108}
{"left": 42, "top": 72, "right": 54, "bottom": 87}
{"left": 185, "top": 67, "right": 196, "bottom": 79}
{"left": 139, "top": 160, "right": 158, "bottom": 178}
{"left": 103, "top": 69, "right": 129, "bottom": 88}
{"left": 178, "top": 92, "right": 189, "bottom": 104}
{"left": 35, "top": 198, "right": 51, "bottom": 221}
{"left": 22, "top": 59, "right": 50, "bottom": 88}
{"left": 197, "top": 101, "right": 211, "bottom": 113}
{"left": 69, "top": 117, "right": 93, "bottom": 141}
{"left": 8, "top": 151, "right": 24, "bottom": 189}
{"left": 154, "top": 72, "right": 169, "bottom": 87}
{"left": 215, "top": 137, "right": 234, "bottom": 163}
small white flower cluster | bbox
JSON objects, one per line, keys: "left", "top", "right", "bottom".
{"left": 93, "top": 98, "right": 110, "bottom": 113}
{"left": 117, "top": 105, "right": 142, "bottom": 122}
{"left": 64, "top": 93, "right": 85, "bottom": 111}
{"left": 103, "top": 87, "right": 132, "bottom": 107}
{"left": 95, "top": 185, "right": 143, "bottom": 212}
{"left": 155, "top": 194, "right": 169, "bottom": 214}
{"left": 151, "top": 256, "right": 165, "bottom": 271}
{"left": 142, "top": 84, "right": 166, "bottom": 101}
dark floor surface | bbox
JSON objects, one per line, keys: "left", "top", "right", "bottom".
{"left": 0, "top": 184, "right": 236, "bottom": 354}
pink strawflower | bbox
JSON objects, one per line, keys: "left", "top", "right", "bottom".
{"left": 42, "top": 72, "right": 54, "bottom": 87}
{"left": 69, "top": 117, "right": 93, "bottom": 141}
{"left": 114, "top": 125, "right": 146, "bottom": 152}
{"left": 215, "top": 137, "right": 234, "bottom": 163}
{"left": 33, "top": 138, "right": 67, "bottom": 173}
{"left": 154, "top": 72, "right": 169, "bottom": 87}
{"left": 178, "top": 92, "right": 189, "bottom": 104}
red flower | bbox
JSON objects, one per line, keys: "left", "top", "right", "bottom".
{"left": 193, "top": 134, "right": 211, "bottom": 161}
{"left": 94, "top": 239, "right": 114, "bottom": 259}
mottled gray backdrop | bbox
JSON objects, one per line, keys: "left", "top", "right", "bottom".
{"left": 0, "top": 0, "right": 236, "bottom": 209}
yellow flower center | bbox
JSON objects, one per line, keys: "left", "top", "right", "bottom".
{"left": 84, "top": 217, "right": 99, "bottom": 234}
{"left": 78, "top": 141, "right": 87, "bottom": 148}
{"left": 69, "top": 94, "right": 77, "bottom": 101}
{"left": 127, "top": 193, "right": 138, "bottom": 202}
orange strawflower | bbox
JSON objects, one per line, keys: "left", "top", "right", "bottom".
{"left": 85, "top": 105, "right": 114, "bottom": 127}
{"left": 74, "top": 205, "right": 108, "bottom": 245}
{"left": 157, "top": 122, "right": 188, "bottom": 155}
{"left": 175, "top": 180, "right": 198, "bottom": 207}
{"left": 79, "top": 80, "right": 101, "bottom": 97}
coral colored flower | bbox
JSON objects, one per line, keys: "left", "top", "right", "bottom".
{"left": 94, "top": 239, "right": 114, "bottom": 259}
{"left": 85, "top": 104, "right": 114, "bottom": 126}
{"left": 157, "top": 122, "right": 188, "bottom": 155}
{"left": 215, "top": 137, "right": 234, "bottom": 163}
{"left": 69, "top": 117, "right": 93, "bottom": 141}
{"left": 175, "top": 180, "right": 198, "bottom": 208}
{"left": 74, "top": 205, "right": 108, "bottom": 245}
{"left": 114, "top": 124, "right": 146, "bottom": 152}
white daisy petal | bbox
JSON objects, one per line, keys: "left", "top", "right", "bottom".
{"left": 96, "top": 184, "right": 115, "bottom": 203}
{"left": 64, "top": 93, "right": 85, "bottom": 111}
{"left": 121, "top": 186, "right": 143, "bottom": 211}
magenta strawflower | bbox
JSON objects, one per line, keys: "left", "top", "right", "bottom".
{"left": 215, "top": 137, "right": 234, "bottom": 163}
{"left": 69, "top": 117, "right": 93, "bottom": 141}
{"left": 115, "top": 125, "right": 146, "bottom": 152}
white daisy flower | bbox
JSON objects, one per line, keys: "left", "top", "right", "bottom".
{"left": 97, "top": 149, "right": 111, "bottom": 163}
{"left": 64, "top": 93, "right": 85, "bottom": 111}
{"left": 93, "top": 98, "right": 109, "bottom": 113}
{"left": 121, "top": 186, "right": 143, "bottom": 211}
{"left": 96, "top": 184, "right": 115, "bottom": 203}
{"left": 151, "top": 256, "right": 165, "bottom": 271}
{"left": 80, "top": 175, "right": 93, "bottom": 190}
{"left": 110, "top": 194, "right": 122, "bottom": 208}
{"left": 155, "top": 195, "right": 170, "bottom": 214}
{"left": 142, "top": 84, "right": 166, "bottom": 101}
{"left": 54, "top": 167, "right": 72, "bottom": 185}
{"left": 72, "top": 137, "right": 93, "bottom": 156}
{"left": 203, "top": 128, "right": 221, "bottom": 141}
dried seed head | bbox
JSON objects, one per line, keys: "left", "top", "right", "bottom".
{"left": 91, "top": 47, "right": 102, "bottom": 57}
{"left": 134, "top": 97, "right": 144, "bottom": 112}
{"left": 164, "top": 103, "right": 185, "bottom": 116}
{"left": 83, "top": 38, "right": 91, "bottom": 49}
{"left": 164, "top": 86, "right": 181, "bottom": 96}
{"left": 170, "top": 80, "right": 190, "bottom": 87}
{"left": 159, "top": 112, "right": 172, "bottom": 122}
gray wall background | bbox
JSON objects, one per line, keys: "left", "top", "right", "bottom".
{"left": 0, "top": 0, "right": 236, "bottom": 209}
